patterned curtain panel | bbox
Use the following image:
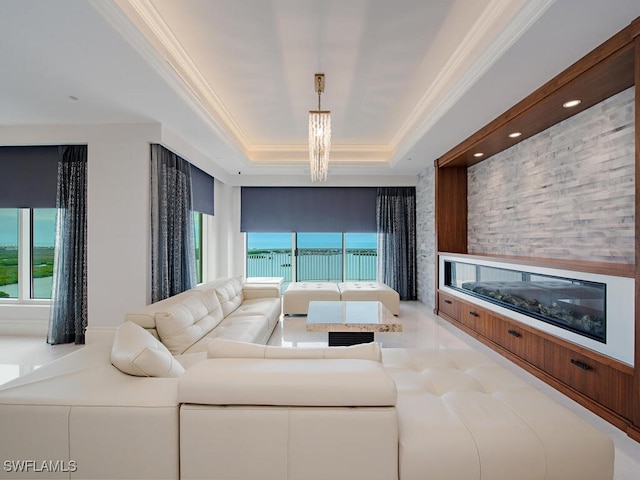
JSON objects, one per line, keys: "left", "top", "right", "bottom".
{"left": 377, "top": 187, "right": 417, "bottom": 300}
{"left": 150, "top": 144, "right": 197, "bottom": 303}
{"left": 47, "top": 145, "right": 88, "bottom": 345}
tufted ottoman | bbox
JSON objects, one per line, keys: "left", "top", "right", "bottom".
{"left": 338, "top": 282, "right": 400, "bottom": 315}
{"left": 381, "top": 348, "right": 614, "bottom": 480}
{"left": 282, "top": 282, "right": 341, "bottom": 315}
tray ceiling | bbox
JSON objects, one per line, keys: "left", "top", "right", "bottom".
{"left": 1, "top": 0, "right": 639, "bottom": 182}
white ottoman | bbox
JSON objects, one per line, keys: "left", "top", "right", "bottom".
{"left": 282, "top": 282, "right": 341, "bottom": 315}
{"left": 338, "top": 282, "right": 400, "bottom": 316}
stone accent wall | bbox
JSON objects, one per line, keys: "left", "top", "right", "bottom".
{"left": 416, "top": 166, "right": 436, "bottom": 308}
{"left": 468, "top": 87, "right": 635, "bottom": 264}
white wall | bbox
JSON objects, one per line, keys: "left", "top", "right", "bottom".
{"left": 207, "top": 182, "right": 244, "bottom": 280}
{"left": 86, "top": 126, "right": 157, "bottom": 342}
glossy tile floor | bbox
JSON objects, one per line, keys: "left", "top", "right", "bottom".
{"left": 1, "top": 301, "right": 639, "bottom": 479}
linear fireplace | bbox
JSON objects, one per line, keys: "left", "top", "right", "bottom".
{"left": 444, "top": 260, "right": 606, "bottom": 343}
{"left": 438, "top": 254, "right": 634, "bottom": 366}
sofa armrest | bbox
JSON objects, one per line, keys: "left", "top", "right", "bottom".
{"left": 178, "top": 358, "right": 397, "bottom": 407}
{"left": 242, "top": 283, "right": 281, "bottom": 299}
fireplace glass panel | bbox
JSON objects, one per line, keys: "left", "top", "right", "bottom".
{"left": 444, "top": 260, "right": 606, "bottom": 343}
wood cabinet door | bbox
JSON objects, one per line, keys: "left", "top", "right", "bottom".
{"left": 543, "top": 340, "right": 632, "bottom": 416}
{"left": 461, "top": 303, "right": 492, "bottom": 336}
{"left": 438, "top": 291, "right": 460, "bottom": 321}
{"left": 492, "top": 318, "right": 545, "bottom": 369}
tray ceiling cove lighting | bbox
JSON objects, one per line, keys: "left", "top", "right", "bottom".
{"left": 309, "top": 73, "right": 331, "bottom": 182}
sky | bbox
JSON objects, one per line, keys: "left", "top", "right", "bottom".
{"left": 247, "top": 232, "right": 377, "bottom": 250}
{"left": 0, "top": 209, "right": 56, "bottom": 246}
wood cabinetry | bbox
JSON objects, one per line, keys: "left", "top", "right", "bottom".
{"left": 433, "top": 18, "right": 640, "bottom": 440}
{"left": 543, "top": 340, "right": 634, "bottom": 420}
{"left": 437, "top": 291, "right": 459, "bottom": 320}
{"left": 437, "top": 289, "right": 634, "bottom": 430}
{"left": 491, "top": 316, "right": 544, "bottom": 369}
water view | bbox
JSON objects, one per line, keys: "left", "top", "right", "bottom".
{"left": 246, "top": 232, "right": 378, "bottom": 282}
{"left": 0, "top": 209, "right": 56, "bottom": 299}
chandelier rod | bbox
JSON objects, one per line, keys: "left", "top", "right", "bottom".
{"left": 315, "top": 73, "right": 325, "bottom": 111}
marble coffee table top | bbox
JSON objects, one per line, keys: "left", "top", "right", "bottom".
{"left": 306, "top": 301, "right": 403, "bottom": 333}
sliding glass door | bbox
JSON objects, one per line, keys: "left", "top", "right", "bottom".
{"left": 296, "top": 233, "right": 342, "bottom": 282}
{"left": 246, "top": 232, "right": 378, "bottom": 284}
{"left": 344, "top": 233, "right": 377, "bottom": 281}
{"left": 246, "top": 233, "right": 293, "bottom": 282}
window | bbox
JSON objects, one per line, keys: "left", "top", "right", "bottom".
{"left": 345, "top": 233, "right": 378, "bottom": 281}
{"left": 31, "top": 209, "right": 56, "bottom": 299}
{"left": 246, "top": 233, "right": 293, "bottom": 282}
{"left": 193, "top": 211, "right": 203, "bottom": 284}
{"left": 246, "top": 232, "right": 377, "bottom": 284}
{"left": 296, "top": 233, "right": 343, "bottom": 282}
{"left": 0, "top": 208, "right": 56, "bottom": 301}
{"left": 0, "top": 209, "right": 18, "bottom": 298}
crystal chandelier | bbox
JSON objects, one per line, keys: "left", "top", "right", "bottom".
{"left": 309, "top": 73, "right": 331, "bottom": 182}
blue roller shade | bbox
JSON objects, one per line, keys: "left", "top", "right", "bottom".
{"left": 241, "top": 187, "right": 377, "bottom": 232}
{"left": 191, "top": 165, "right": 215, "bottom": 216}
{"left": 0, "top": 146, "right": 59, "bottom": 208}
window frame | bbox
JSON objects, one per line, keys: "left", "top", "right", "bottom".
{"left": 193, "top": 211, "right": 211, "bottom": 285}
{"left": 0, "top": 208, "right": 54, "bottom": 304}
{"left": 245, "top": 232, "right": 378, "bottom": 283}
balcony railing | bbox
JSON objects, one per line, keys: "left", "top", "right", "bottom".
{"left": 246, "top": 248, "right": 377, "bottom": 282}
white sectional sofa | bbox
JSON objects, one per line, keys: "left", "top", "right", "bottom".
{"left": 125, "top": 276, "right": 281, "bottom": 353}
{"left": 0, "top": 278, "right": 615, "bottom": 479}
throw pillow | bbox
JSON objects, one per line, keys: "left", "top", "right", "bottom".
{"left": 111, "top": 321, "right": 185, "bottom": 377}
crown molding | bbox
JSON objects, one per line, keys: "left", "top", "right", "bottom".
{"left": 91, "top": 0, "right": 249, "bottom": 160}
{"left": 390, "top": 0, "right": 556, "bottom": 164}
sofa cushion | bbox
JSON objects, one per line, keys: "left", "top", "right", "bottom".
{"left": 155, "top": 291, "right": 224, "bottom": 355}
{"left": 178, "top": 358, "right": 397, "bottom": 407}
{"left": 227, "top": 297, "right": 281, "bottom": 322}
{"left": 207, "top": 338, "right": 382, "bottom": 362}
{"left": 183, "top": 315, "right": 270, "bottom": 354}
{"left": 215, "top": 276, "right": 245, "bottom": 316}
{"left": 110, "top": 321, "right": 185, "bottom": 377}
{"left": 174, "top": 352, "right": 208, "bottom": 370}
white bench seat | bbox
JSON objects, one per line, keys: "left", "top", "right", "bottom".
{"left": 282, "top": 282, "right": 341, "bottom": 315}
{"left": 338, "top": 282, "right": 400, "bottom": 315}
{"left": 283, "top": 281, "right": 400, "bottom": 315}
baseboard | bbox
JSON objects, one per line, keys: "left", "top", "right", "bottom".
{"left": 85, "top": 326, "right": 117, "bottom": 344}
{"left": 0, "top": 318, "right": 48, "bottom": 336}
{"left": 0, "top": 303, "right": 50, "bottom": 336}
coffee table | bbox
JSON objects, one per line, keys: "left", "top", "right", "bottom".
{"left": 305, "top": 301, "right": 402, "bottom": 346}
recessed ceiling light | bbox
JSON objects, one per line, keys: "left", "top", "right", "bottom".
{"left": 473, "top": 152, "right": 484, "bottom": 158}
{"left": 508, "top": 132, "right": 522, "bottom": 138}
{"left": 562, "top": 99, "right": 581, "bottom": 108}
